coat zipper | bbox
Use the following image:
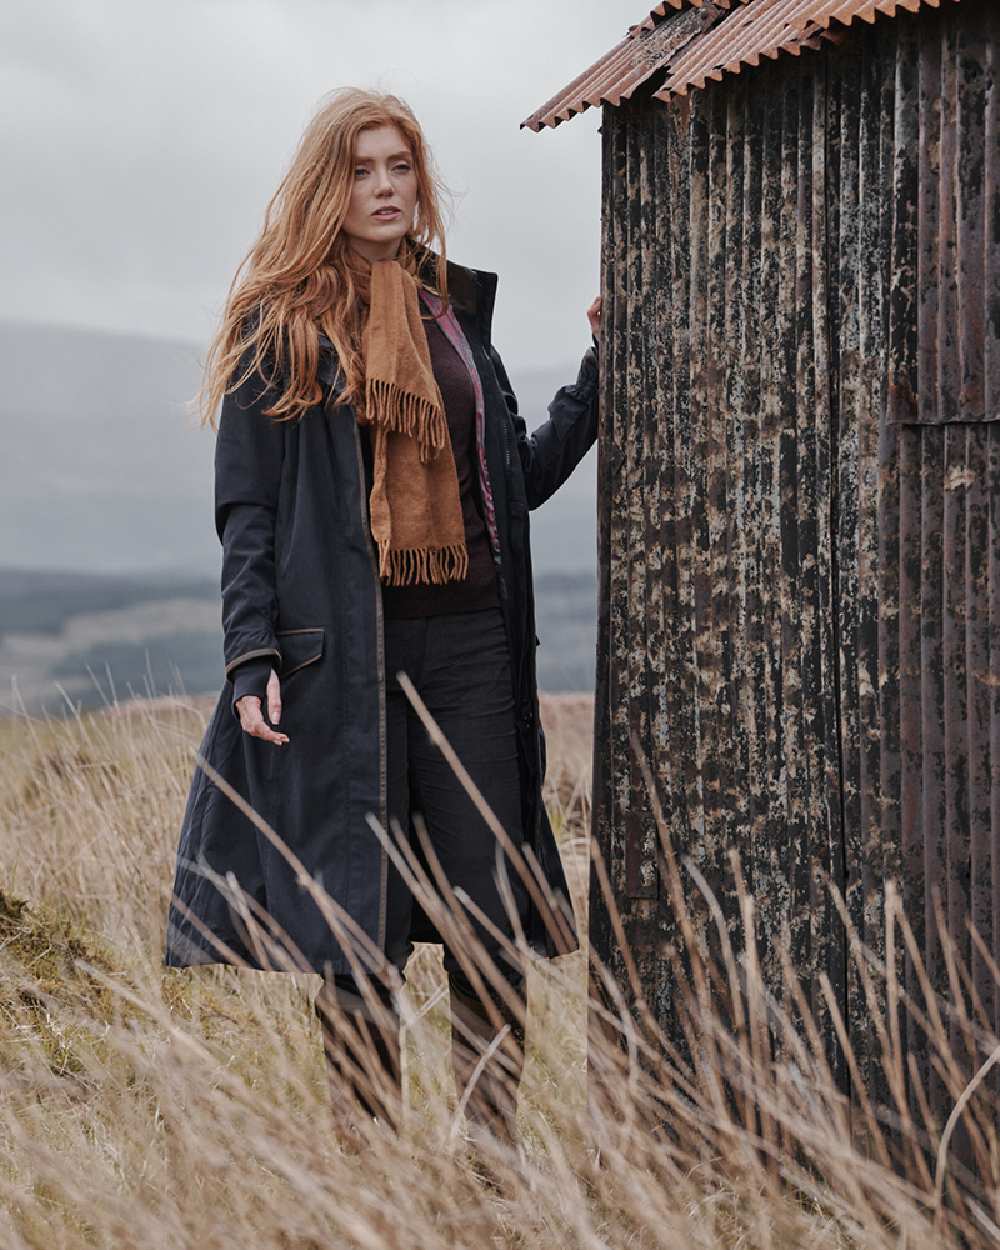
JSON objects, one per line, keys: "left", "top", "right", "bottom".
{"left": 493, "top": 363, "right": 511, "bottom": 603}
{"left": 352, "top": 418, "right": 388, "bottom": 953}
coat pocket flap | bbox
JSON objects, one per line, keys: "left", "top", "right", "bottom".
{"left": 275, "top": 627, "right": 325, "bottom": 679}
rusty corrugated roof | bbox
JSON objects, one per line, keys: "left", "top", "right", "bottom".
{"left": 521, "top": 0, "right": 959, "bottom": 129}
{"left": 520, "top": 1, "right": 730, "bottom": 132}
{"left": 653, "top": 0, "right": 956, "bottom": 98}
{"left": 636, "top": 0, "right": 720, "bottom": 29}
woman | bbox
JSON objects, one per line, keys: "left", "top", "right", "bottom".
{"left": 163, "top": 86, "right": 601, "bottom": 1152}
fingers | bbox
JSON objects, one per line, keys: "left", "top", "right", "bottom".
{"left": 236, "top": 694, "right": 290, "bottom": 745}
{"left": 587, "top": 294, "right": 603, "bottom": 336}
{"left": 267, "top": 666, "right": 283, "bottom": 727}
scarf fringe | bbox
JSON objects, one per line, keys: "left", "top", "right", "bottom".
{"left": 366, "top": 377, "right": 446, "bottom": 462}
{"left": 377, "top": 539, "right": 470, "bottom": 586}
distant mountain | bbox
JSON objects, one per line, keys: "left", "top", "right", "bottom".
{"left": 0, "top": 563, "right": 596, "bottom": 717}
{"left": 0, "top": 565, "right": 216, "bottom": 640}
{"left": 0, "top": 563, "right": 222, "bottom": 716}
{"left": 0, "top": 319, "right": 597, "bottom": 578}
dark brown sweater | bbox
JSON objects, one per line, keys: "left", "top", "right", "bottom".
{"left": 368, "top": 311, "right": 500, "bottom": 618}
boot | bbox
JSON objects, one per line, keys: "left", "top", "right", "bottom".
{"left": 447, "top": 971, "right": 526, "bottom": 1156}
{"left": 314, "top": 975, "right": 403, "bottom": 1147}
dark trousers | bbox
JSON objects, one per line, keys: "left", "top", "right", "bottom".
{"left": 315, "top": 604, "right": 530, "bottom": 1126}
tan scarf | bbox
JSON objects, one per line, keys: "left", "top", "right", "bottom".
{"left": 358, "top": 257, "right": 469, "bottom": 587}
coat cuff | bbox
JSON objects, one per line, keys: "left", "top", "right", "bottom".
{"left": 230, "top": 657, "right": 274, "bottom": 719}
{"left": 577, "top": 342, "right": 599, "bottom": 388}
{"left": 224, "top": 643, "right": 281, "bottom": 680}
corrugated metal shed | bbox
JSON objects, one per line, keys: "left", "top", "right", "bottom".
{"left": 521, "top": 0, "right": 961, "bottom": 129}
{"left": 533, "top": 0, "right": 998, "bottom": 1186}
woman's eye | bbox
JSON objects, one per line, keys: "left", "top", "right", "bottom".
{"left": 354, "top": 164, "right": 409, "bottom": 177}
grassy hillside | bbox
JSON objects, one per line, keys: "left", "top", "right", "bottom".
{"left": 0, "top": 692, "right": 992, "bottom": 1246}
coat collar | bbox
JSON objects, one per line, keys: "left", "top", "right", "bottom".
{"left": 414, "top": 242, "right": 497, "bottom": 349}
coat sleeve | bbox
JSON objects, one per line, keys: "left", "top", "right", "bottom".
{"left": 214, "top": 350, "right": 285, "bottom": 707}
{"left": 230, "top": 655, "right": 274, "bottom": 719}
{"left": 487, "top": 337, "right": 600, "bottom": 511}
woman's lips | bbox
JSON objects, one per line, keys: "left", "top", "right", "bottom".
{"left": 373, "top": 208, "right": 401, "bottom": 218}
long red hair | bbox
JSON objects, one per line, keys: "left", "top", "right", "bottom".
{"left": 196, "top": 86, "right": 452, "bottom": 429}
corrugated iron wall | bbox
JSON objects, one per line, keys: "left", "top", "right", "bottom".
{"left": 590, "top": 0, "right": 1000, "bottom": 1125}
{"left": 871, "top": 0, "right": 1000, "bottom": 1122}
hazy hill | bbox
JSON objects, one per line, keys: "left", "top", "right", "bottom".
{"left": 0, "top": 319, "right": 597, "bottom": 578}
{"left": 1, "top": 320, "right": 212, "bottom": 577}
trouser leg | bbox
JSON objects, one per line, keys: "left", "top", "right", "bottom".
{"left": 448, "top": 965, "right": 527, "bottom": 1149}
{"left": 405, "top": 606, "right": 531, "bottom": 1146}
{"left": 313, "top": 971, "right": 403, "bottom": 1133}
{"left": 381, "top": 606, "right": 532, "bottom": 1145}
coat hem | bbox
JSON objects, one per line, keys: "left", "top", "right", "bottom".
{"left": 162, "top": 927, "right": 580, "bottom": 978}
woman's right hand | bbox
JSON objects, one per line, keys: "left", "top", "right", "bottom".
{"left": 235, "top": 668, "right": 290, "bottom": 745}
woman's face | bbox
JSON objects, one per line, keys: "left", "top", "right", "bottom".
{"left": 341, "top": 123, "right": 419, "bottom": 262}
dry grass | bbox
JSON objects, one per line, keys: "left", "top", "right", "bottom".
{"left": 0, "top": 686, "right": 997, "bottom": 1248}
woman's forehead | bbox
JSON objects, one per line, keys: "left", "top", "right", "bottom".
{"left": 354, "top": 124, "right": 410, "bottom": 160}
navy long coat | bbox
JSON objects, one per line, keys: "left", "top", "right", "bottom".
{"left": 163, "top": 249, "right": 600, "bottom": 979}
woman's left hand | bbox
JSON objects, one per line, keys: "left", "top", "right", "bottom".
{"left": 587, "top": 294, "right": 602, "bottom": 343}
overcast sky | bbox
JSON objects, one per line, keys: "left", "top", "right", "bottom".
{"left": 3, "top": 0, "right": 634, "bottom": 371}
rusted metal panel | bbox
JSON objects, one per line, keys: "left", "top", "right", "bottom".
{"left": 888, "top": 4, "right": 998, "bottom": 422}
{"left": 588, "top": 109, "right": 618, "bottom": 1029}
{"left": 641, "top": 0, "right": 723, "bottom": 25}
{"left": 837, "top": 3, "right": 1000, "bottom": 1133}
{"left": 523, "top": 0, "right": 964, "bottom": 131}
{"left": 589, "top": 57, "right": 850, "bottom": 1076}
{"left": 652, "top": 0, "right": 963, "bottom": 100}
{"left": 588, "top": 0, "right": 1000, "bottom": 1132}
{"left": 832, "top": 18, "right": 900, "bottom": 1106}
{"left": 520, "top": 4, "right": 726, "bottom": 134}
